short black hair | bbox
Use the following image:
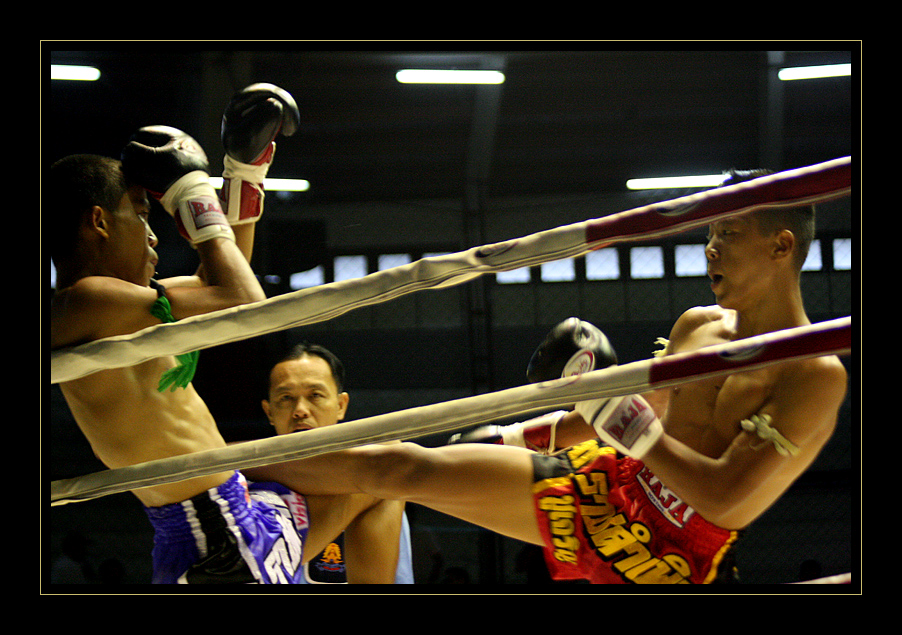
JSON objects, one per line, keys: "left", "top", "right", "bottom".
{"left": 48, "top": 154, "right": 130, "bottom": 266}
{"left": 273, "top": 342, "right": 346, "bottom": 393}
{"left": 721, "top": 168, "right": 816, "bottom": 271}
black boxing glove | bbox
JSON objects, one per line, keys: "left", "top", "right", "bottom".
{"left": 220, "top": 83, "right": 300, "bottom": 225}
{"left": 122, "top": 126, "right": 234, "bottom": 245}
{"left": 449, "top": 318, "right": 617, "bottom": 454}
{"left": 526, "top": 317, "right": 618, "bottom": 382}
{"left": 527, "top": 318, "right": 662, "bottom": 459}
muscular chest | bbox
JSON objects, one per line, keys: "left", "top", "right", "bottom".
{"left": 665, "top": 368, "right": 775, "bottom": 456}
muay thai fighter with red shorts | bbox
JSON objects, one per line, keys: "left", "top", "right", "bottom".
{"left": 244, "top": 162, "right": 848, "bottom": 586}
{"left": 452, "top": 319, "right": 741, "bottom": 583}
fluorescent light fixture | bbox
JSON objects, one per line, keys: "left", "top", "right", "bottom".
{"left": 778, "top": 63, "right": 851, "bottom": 81}
{"left": 626, "top": 174, "right": 726, "bottom": 190}
{"left": 51, "top": 65, "right": 101, "bottom": 81}
{"left": 209, "top": 177, "right": 309, "bottom": 192}
{"left": 396, "top": 69, "right": 505, "bottom": 85}
{"left": 263, "top": 178, "right": 310, "bottom": 192}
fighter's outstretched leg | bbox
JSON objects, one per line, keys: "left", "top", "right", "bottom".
{"left": 245, "top": 442, "right": 543, "bottom": 546}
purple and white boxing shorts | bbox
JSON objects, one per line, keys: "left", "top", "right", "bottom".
{"left": 144, "top": 472, "right": 310, "bottom": 584}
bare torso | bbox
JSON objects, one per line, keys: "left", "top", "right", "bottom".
{"left": 51, "top": 282, "right": 233, "bottom": 507}
{"left": 664, "top": 309, "right": 776, "bottom": 457}
{"left": 651, "top": 305, "right": 846, "bottom": 529}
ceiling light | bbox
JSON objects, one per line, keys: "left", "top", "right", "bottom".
{"left": 51, "top": 65, "right": 101, "bottom": 81}
{"left": 209, "top": 177, "right": 309, "bottom": 192}
{"left": 626, "top": 174, "right": 727, "bottom": 190}
{"left": 777, "top": 63, "right": 851, "bottom": 81}
{"left": 396, "top": 69, "right": 505, "bottom": 85}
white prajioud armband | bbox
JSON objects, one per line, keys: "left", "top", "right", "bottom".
{"left": 740, "top": 414, "right": 800, "bottom": 457}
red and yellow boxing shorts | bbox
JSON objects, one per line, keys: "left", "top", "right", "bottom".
{"left": 532, "top": 440, "right": 740, "bottom": 584}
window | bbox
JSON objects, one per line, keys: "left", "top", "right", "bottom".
{"left": 541, "top": 259, "right": 575, "bottom": 282}
{"left": 630, "top": 246, "right": 664, "bottom": 279}
{"left": 334, "top": 255, "right": 368, "bottom": 282}
{"left": 290, "top": 266, "right": 325, "bottom": 290}
{"left": 675, "top": 244, "right": 707, "bottom": 277}
{"left": 832, "top": 238, "right": 852, "bottom": 271}
{"left": 378, "top": 254, "right": 412, "bottom": 271}
{"left": 586, "top": 248, "right": 619, "bottom": 280}
{"left": 496, "top": 267, "right": 531, "bottom": 284}
{"left": 802, "top": 239, "right": 822, "bottom": 272}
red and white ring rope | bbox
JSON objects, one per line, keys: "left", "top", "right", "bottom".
{"left": 50, "top": 157, "right": 852, "bottom": 385}
{"left": 50, "top": 317, "right": 851, "bottom": 506}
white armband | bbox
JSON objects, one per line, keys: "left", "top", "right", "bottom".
{"left": 740, "top": 414, "right": 800, "bottom": 457}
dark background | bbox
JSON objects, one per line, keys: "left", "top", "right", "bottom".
{"left": 45, "top": 43, "right": 857, "bottom": 588}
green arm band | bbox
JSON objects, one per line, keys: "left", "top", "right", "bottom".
{"left": 149, "top": 295, "right": 200, "bottom": 392}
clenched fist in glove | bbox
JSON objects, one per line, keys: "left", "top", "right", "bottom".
{"left": 529, "top": 317, "right": 663, "bottom": 459}
{"left": 220, "top": 83, "right": 300, "bottom": 225}
{"left": 121, "top": 125, "right": 234, "bottom": 245}
{"left": 450, "top": 318, "right": 621, "bottom": 455}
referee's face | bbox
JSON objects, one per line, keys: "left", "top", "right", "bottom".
{"left": 263, "top": 355, "right": 349, "bottom": 435}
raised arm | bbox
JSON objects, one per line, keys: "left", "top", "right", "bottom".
{"left": 155, "top": 83, "right": 299, "bottom": 302}
{"left": 121, "top": 125, "right": 266, "bottom": 320}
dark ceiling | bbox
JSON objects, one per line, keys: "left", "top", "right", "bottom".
{"left": 45, "top": 46, "right": 856, "bottom": 206}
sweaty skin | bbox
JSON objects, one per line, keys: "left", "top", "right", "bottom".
{"left": 51, "top": 185, "right": 263, "bottom": 506}
{"left": 246, "top": 212, "right": 848, "bottom": 544}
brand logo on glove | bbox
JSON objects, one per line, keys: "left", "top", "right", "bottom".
{"left": 563, "top": 351, "right": 596, "bottom": 377}
{"left": 188, "top": 197, "right": 228, "bottom": 229}
{"left": 175, "top": 136, "right": 201, "bottom": 155}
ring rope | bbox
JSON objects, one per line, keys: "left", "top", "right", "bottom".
{"left": 50, "top": 156, "right": 852, "bottom": 384}
{"left": 50, "top": 316, "right": 851, "bottom": 506}
{"left": 791, "top": 572, "right": 852, "bottom": 585}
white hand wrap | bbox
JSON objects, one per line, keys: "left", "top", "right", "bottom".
{"left": 221, "top": 143, "right": 273, "bottom": 225}
{"left": 577, "top": 394, "right": 662, "bottom": 459}
{"left": 160, "top": 171, "right": 235, "bottom": 245}
{"left": 501, "top": 410, "right": 566, "bottom": 454}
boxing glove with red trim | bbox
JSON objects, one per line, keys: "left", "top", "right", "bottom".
{"left": 449, "top": 318, "right": 620, "bottom": 454}
{"left": 526, "top": 317, "right": 619, "bottom": 382}
{"left": 528, "top": 317, "right": 662, "bottom": 458}
{"left": 220, "top": 83, "right": 300, "bottom": 225}
{"left": 448, "top": 410, "right": 567, "bottom": 454}
{"left": 121, "top": 126, "right": 234, "bottom": 245}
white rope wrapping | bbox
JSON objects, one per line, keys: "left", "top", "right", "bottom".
{"left": 791, "top": 573, "right": 852, "bottom": 585}
{"left": 49, "top": 156, "right": 851, "bottom": 384}
{"left": 50, "top": 316, "right": 851, "bottom": 506}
